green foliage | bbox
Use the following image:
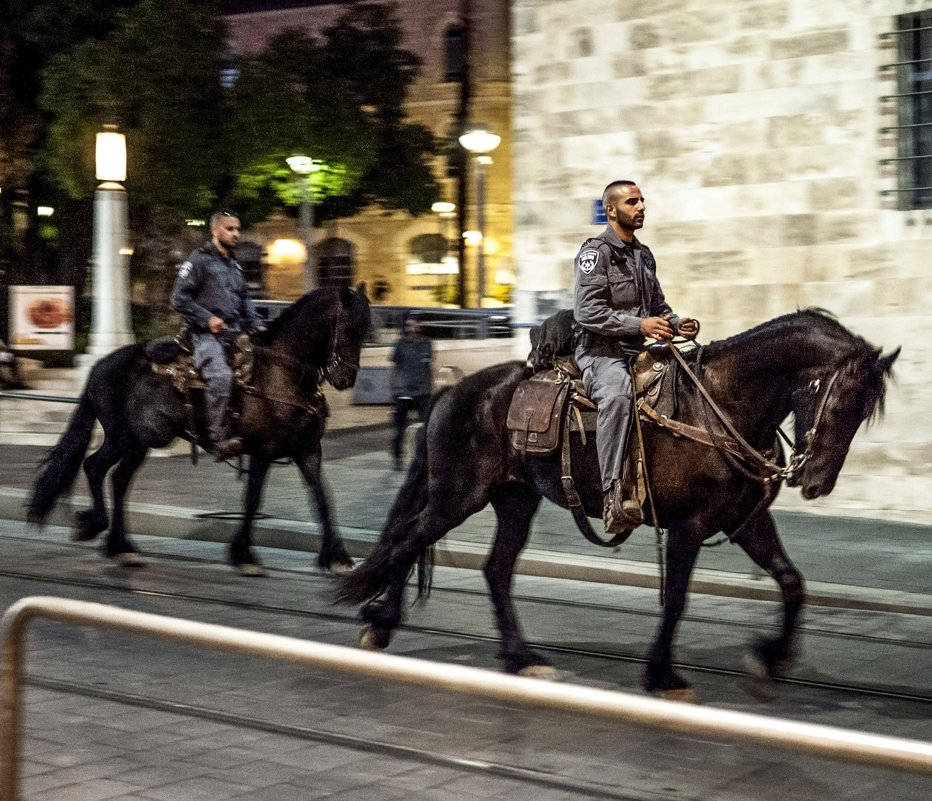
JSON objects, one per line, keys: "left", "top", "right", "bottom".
{"left": 40, "top": 0, "right": 227, "bottom": 212}
{"left": 4, "top": 0, "right": 441, "bottom": 290}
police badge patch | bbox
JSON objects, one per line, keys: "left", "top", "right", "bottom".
{"left": 577, "top": 249, "right": 599, "bottom": 274}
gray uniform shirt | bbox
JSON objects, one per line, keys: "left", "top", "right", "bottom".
{"left": 573, "top": 225, "right": 679, "bottom": 363}
{"left": 170, "top": 242, "right": 262, "bottom": 333}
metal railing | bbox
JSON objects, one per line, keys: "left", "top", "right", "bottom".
{"left": 3, "top": 596, "right": 932, "bottom": 801}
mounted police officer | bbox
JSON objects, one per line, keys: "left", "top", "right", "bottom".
{"left": 574, "top": 180, "right": 699, "bottom": 534}
{"left": 170, "top": 211, "right": 264, "bottom": 461}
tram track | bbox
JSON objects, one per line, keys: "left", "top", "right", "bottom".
{"left": 2, "top": 531, "right": 930, "bottom": 708}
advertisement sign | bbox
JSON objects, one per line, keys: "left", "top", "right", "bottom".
{"left": 9, "top": 285, "right": 75, "bottom": 350}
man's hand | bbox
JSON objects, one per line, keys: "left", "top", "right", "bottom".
{"left": 640, "top": 315, "right": 675, "bottom": 342}
{"left": 677, "top": 317, "right": 700, "bottom": 340}
{"left": 208, "top": 315, "right": 227, "bottom": 334}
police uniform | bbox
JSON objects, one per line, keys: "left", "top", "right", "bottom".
{"left": 170, "top": 242, "right": 262, "bottom": 449}
{"left": 573, "top": 225, "right": 680, "bottom": 526}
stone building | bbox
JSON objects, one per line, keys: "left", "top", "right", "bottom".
{"left": 510, "top": 0, "right": 931, "bottom": 520}
{"left": 225, "top": 0, "right": 512, "bottom": 308}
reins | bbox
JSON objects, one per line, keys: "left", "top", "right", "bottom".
{"left": 664, "top": 342, "right": 841, "bottom": 486}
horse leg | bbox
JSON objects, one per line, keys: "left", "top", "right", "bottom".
{"left": 103, "top": 445, "right": 147, "bottom": 567}
{"left": 486, "top": 484, "right": 553, "bottom": 677}
{"left": 295, "top": 450, "right": 353, "bottom": 574}
{"left": 733, "top": 510, "right": 805, "bottom": 685}
{"left": 358, "top": 501, "right": 475, "bottom": 651}
{"left": 73, "top": 439, "right": 123, "bottom": 542}
{"left": 645, "top": 523, "right": 703, "bottom": 701}
{"left": 228, "top": 457, "right": 270, "bottom": 577}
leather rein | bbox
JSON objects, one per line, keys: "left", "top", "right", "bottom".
{"left": 662, "top": 342, "right": 842, "bottom": 486}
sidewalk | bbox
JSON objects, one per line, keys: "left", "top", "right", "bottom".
{"left": 2, "top": 365, "right": 931, "bottom": 616}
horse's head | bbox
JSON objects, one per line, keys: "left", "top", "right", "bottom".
{"left": 788, "top": 346, "right": 899, "bottom": 499}
{"left": 324, "top": 283, "right": 371, "bottom": 391}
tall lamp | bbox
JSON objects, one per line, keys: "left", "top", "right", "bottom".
{"left": 286, "top": 155, "right": 319, "bottom": 293}
{"left": 82, "top": 126, "right": 133, "bottom": 365}
{"left": 458, "top": 126, "right": 500, "bottom": 306}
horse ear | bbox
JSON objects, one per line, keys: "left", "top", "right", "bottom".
{"left": 878, "top": 346, "right": 900, "bottom": 376}
{"left": 355, "top": 281, "right": 368, "bottom": 299}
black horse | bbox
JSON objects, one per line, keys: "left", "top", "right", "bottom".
{"left": 28, "top": 285, "right": 370, "bottom": 574}
{"left": 338, "top": 309, "right": 898, "bottom": 699}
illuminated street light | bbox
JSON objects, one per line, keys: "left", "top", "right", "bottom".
{"left": 287, "top": 154, "right": 320, "bottom": 293}
{"left": 82, "top": 125, "right": 133, "bottom": 366}
{"left": 458, "top": 127, "right": 500, "bottom": 306}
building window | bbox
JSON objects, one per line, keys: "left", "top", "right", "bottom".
{"left": 882, "top": 11, "right": 932, "bottom": 208}
{"left": 317, "top": 237, "right": 354, "bottom": 289}
{"left": 444, "top": 24, "right": 466, "bottom": 82}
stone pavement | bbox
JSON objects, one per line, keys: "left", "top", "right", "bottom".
{"left": 2, "top": 521, "right": 931, "bottom": 801}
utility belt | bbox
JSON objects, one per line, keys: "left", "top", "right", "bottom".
{"left": 576, "top": 328, "right": 644, "bottom": 358}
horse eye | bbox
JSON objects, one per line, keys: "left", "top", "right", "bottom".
{"left": 808, "top": 378, "right": 821, "bottom": 394}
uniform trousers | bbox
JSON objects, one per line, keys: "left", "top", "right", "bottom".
{"left": 192, "top": 333, "right": 234, "bottom": 444}
{"left": 576, "top": 350, "right": 634, "bottom": 494}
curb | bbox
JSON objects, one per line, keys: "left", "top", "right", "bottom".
{"left": 3, "top": 487, "right": 930, "bottom": 618}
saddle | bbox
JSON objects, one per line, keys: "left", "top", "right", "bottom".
{"left": 147, "top": 330, "right": 256, "bottom": 394}
{"left": 506, "top": 345, "right": 676, "bottom": 548}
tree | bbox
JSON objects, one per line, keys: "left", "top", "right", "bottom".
{"left": 228, "top": 1, "right": 440, "bottom": 221}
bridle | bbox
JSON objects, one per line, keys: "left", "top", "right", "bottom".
{"left": 667, "top": 343, "right": 844, "bottom": 486}
{"left": 322, "top": 305, "right": 359, "bottom": 385}
{"left": 780, "top": 366, "right": 844, "bottom": 486}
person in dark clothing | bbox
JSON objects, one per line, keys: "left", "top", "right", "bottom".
{"left": 390, "top": 312, "right": 433, "bottom": 470}
{"left": 574, "top": 180, "right": 699, "bottom": 534}
{"left": 170, "top": 211, "right": 264, "bottom": 461}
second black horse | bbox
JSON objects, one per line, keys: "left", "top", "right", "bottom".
{"left": 28, "top": 284, "right": 370, "bottom": 574}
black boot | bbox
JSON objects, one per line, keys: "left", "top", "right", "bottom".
{"left": 211, "top": 437, "right": 243, "bottom": 462}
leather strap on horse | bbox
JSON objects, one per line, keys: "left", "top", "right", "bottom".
{"left": 629, "top": 365, "right": 665, "bottom": 606}
{"left": 560, "top": 402, "right": 630, "bottom": 548}
{"left": 665, "top": 344, "right": 787, "bottom": 482}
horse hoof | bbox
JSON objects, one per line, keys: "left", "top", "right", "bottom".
{"left": 518, "top": 664, "right": 558, "bottom": 681}
{"left": 359, "top": 626, "right": 386, "bottom": 651}
{"left": 742, "top": 654, "right": 779, "bottom": 701}
{"left": 236, "top": 562, "right": 268, "bottom": 578}
{"left": 653, "top": 686, "right": 698, "bottom": 704}
{"left": 114, "top": 551, "right": 145, "bottom": 569}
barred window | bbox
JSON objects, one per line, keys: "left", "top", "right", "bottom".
{"left": 881, "top": 11, "right": 932, "bottom": 209}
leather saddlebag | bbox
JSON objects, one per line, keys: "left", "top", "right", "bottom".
{"left": 506, "top": 371, "right": 570, "bottom": 455}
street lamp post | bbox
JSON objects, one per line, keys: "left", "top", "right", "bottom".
{"left": 81, "top": 126, "right": 133, "bottom": 367}
{"left": 458, "top": 126, "right": 500, "bottom": 306}
{"left": 286, "top": 155, "right": 319, "bottom": 293}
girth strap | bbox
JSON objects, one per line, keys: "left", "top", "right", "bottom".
{"left": 560, "top": 399, "right": 630, "bottom": 548}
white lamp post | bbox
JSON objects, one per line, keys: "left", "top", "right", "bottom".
{"left": 82, "top": 126, "right": 133, "bottom": 366}
{"left": 286, "top": 155, "right": 319, "bottom": 293}
{"left": 458, "top": 127, "right": 500, "bottom": 306}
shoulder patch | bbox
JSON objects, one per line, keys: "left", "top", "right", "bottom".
{"left": 577, "top": 249, "right": 600, "bottom": 274}
{"left": 177, "top": 261, "right": 192, "bottom": 280}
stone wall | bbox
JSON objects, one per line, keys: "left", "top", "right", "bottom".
{"left": 511, "top": 0, "right": 932, "bottom": 521}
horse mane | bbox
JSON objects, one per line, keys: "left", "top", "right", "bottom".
{"left": 704, "top": 308, "right": 873, "bottom": 359}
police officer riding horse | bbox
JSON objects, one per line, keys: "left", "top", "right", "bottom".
{"left": 170, "top": 210, "right": 266, "bottom": 461}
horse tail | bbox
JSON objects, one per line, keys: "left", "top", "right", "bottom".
{"left": 27, "top": 390, "right": 97, "bottom": 523}
{"left": 336, "top": 389, "right": 447, "bottom": 607}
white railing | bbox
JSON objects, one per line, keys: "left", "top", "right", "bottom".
{"left": 3, "top": 595, "right": 932, "bottom": 801}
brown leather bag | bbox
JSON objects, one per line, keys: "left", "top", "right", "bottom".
{"left": 506, "top": 370, "right": 570, "bottom": 454}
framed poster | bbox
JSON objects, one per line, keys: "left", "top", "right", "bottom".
{"left": 9, "top": 285, "right": 75, "bottom": 350}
